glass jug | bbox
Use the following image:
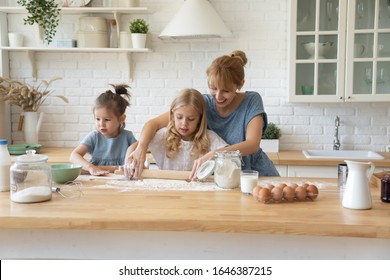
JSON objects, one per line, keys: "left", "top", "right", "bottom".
{"left": 10, "top": 150, "right": 52, "bottom": 203}
{"left": 214, "top": 151, "right": 241, "bottom": 189}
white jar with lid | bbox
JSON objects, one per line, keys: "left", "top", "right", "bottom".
{"left": 214, "top": 151, "right": 241, "bottom": 189}
{"left": 0, "top": 139, "right": 11, "bottom": 192}
{"left": 10, "top": 150, "right": 52, "bottom": 203}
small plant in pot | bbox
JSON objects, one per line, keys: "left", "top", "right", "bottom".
{"left": 261, "top": 122, "right": 282, "bottom": 153}
{"left": 129, "top": 18, "right": 149, "bottom": 34}
{"left": 17, "top": 0, "right": 61, "bottom": 45}
{"left": 129, "top": 18, "right": 149, "bottom": 48}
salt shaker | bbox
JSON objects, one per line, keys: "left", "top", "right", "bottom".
{"left": 381, "top": 174, "right": 390, "bottom": 203}
{"left": 10, "top": 149, "right": 52, "bottom": 203}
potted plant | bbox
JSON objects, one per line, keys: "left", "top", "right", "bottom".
{"left": 129, "top": 18, "right": 149, "bottom": 48}
{"left": 261, "top": 122, "right": 282, "bottom": 153}
{"left": 17, "top": 0, "right": 61, "bottom": 45}
{"left": 0, "top": 76, "right": 68, "bottom": 143}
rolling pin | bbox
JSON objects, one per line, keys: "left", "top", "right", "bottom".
{"left": 114, "top": 168, "right": 191, "bottom": 181}
{"left": 80, "top": 165, "right": 119, "bottom": 175}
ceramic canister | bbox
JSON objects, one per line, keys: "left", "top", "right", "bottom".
{"left": 77, "top": 32, "right": 108, "bottom": 48}
{"left": 79, "top": 17, "right": 107, "bottom": 32}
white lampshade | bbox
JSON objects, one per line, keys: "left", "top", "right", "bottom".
{"left": 159, "top": 0, "right": 232, "bottom": 39}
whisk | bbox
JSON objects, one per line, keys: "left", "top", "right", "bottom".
{"left": 52, "top": 181, "right": 83, "bottom": 198}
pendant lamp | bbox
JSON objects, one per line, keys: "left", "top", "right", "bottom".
{"left": 159, "top": 0, "right": 232, "bottom": 39}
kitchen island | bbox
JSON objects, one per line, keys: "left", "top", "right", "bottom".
{"left": 1, "top": 170, "right": 390, "bottom": 259}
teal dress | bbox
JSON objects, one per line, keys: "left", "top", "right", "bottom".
{"left": 81, "top": 130, "right": 137, "bottom": 166}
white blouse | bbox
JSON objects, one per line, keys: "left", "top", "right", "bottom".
{"left": 148, "top": 127, "right": 228, "bottom": 171}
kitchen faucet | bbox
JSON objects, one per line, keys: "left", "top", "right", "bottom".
{"left": 333, "top": 116, "right": 340, "bottom": 150}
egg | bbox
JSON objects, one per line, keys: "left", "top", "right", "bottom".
{"left": 268, "top": 184, "right": 275, "bottom": 191}
{"left": 252, "top": 185, "right": 262, "bottom": 198}
{"left": 307, "top": 184, "right": 319, "bottom": 200}
{"left": 271, "top": 187, "right": 283, "bottom": 202}
{"left": 295, "top": 186, "right": 307, "bottom": 201}
{"left": 278, "top": 183, "right": 287, "bottom": 189}
{"left": 257, "top": 187, "right": 271, "bottom": 203}
{"left": 283, "top": 186, "right": 295, "bottom": 202}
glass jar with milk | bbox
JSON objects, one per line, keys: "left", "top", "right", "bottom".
{"left": 10, "top": 150, "right": 52, "bottom": 203}
{"left": 214, "top": 151, "right": 241, "bottom": 189}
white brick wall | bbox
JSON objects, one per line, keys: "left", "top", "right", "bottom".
{"left": 4, "top": 0, "right": 390, "bottom": 151}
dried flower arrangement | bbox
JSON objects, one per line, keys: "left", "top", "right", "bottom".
{"left": 0, "top": 76, "right": 68, "bottom": 112}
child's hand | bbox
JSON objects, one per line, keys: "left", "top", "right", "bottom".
{"left": 125, "top": 147, "right": 146, "bottom": 179}
{"left": 123, "top": 162, "right": 136, "bottom": 179}
{"left": 88, "top": 166, "right": 109, "bottom": 176}
{"left": 190, "top": 154, "right": 211, "bottom": 181}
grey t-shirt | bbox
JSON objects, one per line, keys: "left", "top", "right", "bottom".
{"left": 203, "top": 91, "right": 279, "bottom": 176}
{"left": 81, "top": 130, "right": 137, "bottom": 166}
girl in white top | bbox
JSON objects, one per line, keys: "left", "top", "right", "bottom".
{"left": 126, "top": 88, "right": 227, "bottom": 173}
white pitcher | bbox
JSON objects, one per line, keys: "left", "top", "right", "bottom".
{"left": 24, "top": 111, "right": 44, "bottom": 144}
{"left": 342, "top": 160, "right": 375, "bottom": 210}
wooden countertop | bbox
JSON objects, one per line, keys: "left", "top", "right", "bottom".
{"left": 3, "top": 147, "right": 390, "bottom": 247}
{"left": 21, "top": 147, "right": 390, "bottom": 168}
{"left": 1, "top": 175, "right": 390, "bottom": 239}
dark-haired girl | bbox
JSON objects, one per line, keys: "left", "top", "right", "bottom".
{"left": 70, "top": 84, "right": 137, "bottom": 175}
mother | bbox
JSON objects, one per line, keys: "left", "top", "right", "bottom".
{"left": 127, "top": 50, "right": 279, "bottom": 179}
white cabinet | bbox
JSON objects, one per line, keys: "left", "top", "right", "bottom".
{"left": 275, "top": 165, "right": 288, "bottom": 177}
{"left": 285, "top": 164, "right": 384, "bottom": 179}
{"left": 0, "top": 6, "right": 151, "bottom": 80}
{"left": 289, "top": 0, "right": 390, "bottom": 103}
{"left": 287, "top": 165, "right": 337, "bottom": 178}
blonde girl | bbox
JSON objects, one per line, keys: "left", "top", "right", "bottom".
{"left": 126, "top": 88, "right": 227, "bottom": 173}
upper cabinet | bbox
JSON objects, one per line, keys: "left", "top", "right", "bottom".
{"left": 289, "top": 0, "right": 390, "bottom": 103}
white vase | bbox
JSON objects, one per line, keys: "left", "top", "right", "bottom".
{"left": 131, "top": 33, "right": 147, "bottom": 48}
{"left": 260, "top": 139, "right": 279, "bottom": 153}
{"left": 120, "top": 31, "right": 132, "bottom": 48}
{"left": 24, "top": 112, "right": 44, "bottom": 144}
{"left": 37, "top": 25, "right": 46, "bottom": 46}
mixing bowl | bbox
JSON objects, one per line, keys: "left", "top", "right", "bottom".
{"left": 51, "top": 164, "right": 82, "bottom": 184}
{"left": 302, "top": 42, "right": 334, "bottom": 59}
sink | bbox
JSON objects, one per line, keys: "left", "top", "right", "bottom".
{"left": 302, "top": 150, "right": 384, "bottom": 160}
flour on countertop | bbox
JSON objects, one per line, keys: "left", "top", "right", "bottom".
{"left": 77, "top": 175, "right": 337, "bottom": 192}
{"left": 100, "top": 179, "right": 225, "bottom": 192}
{"left": 76, "top": 175, "right": 225, "bottom": 191}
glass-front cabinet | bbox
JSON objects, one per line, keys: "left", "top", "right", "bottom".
{"left": 289, "top": 0, "right": 390, "bottom": 102}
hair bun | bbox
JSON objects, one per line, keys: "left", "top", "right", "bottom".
{"left": 230, "top": 50, "right": 248, "bottom": 66}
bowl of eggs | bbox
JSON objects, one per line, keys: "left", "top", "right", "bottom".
{"left": 302, "top": 42, "right": 334, "bottom": 59}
